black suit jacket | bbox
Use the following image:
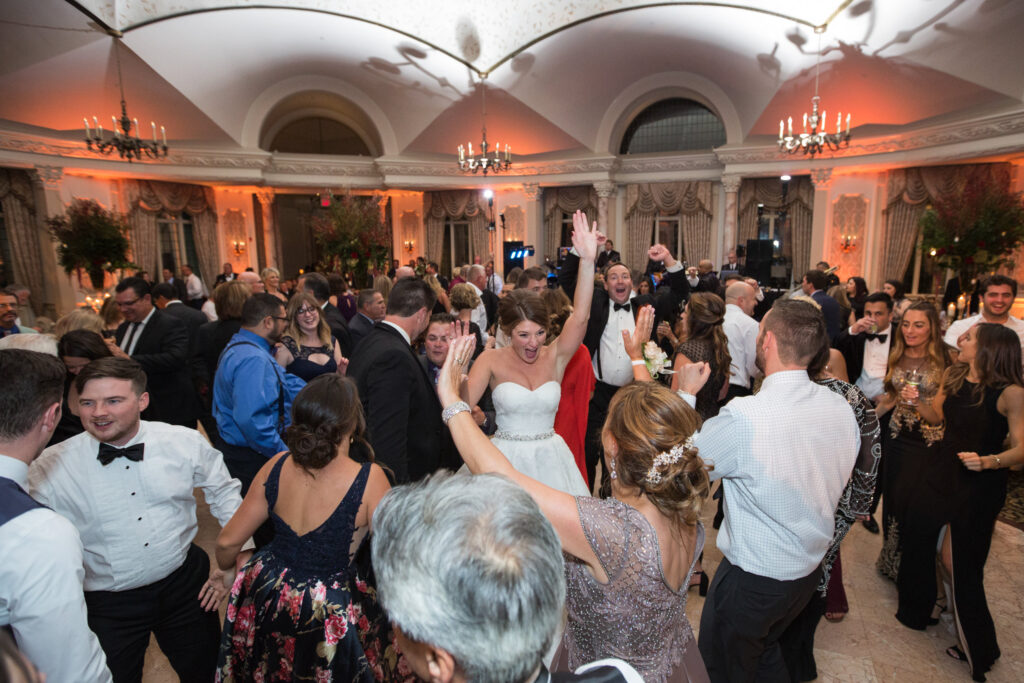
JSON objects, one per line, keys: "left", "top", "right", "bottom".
{"left": 115, "top": 308, "right": 198, "bottom": 426}
{"left": 811, "top": 290, "right": 842, "bottom": 341}
{"left": 165, "top": 278, "right": 188, "bottom": 302}
{"left": 546, "top": 664, "right": 629, "bottom": 682}
{"left": 596, "top": 249, "right": 621, "bottom": 269}
{"left": 198, "top": 318, "right": 242, "bottom": 382}
{"left": 481, "top": 288, "right": 499, "bottom": 331}
{"left": 558, "top": 252, "right": 688, "bottom": 380}
{"left": 321, "top": 302, "right": 354, "bottom": 357}
{"left": 214, "top": 273, "right": 236, "bottom": 285}
{"left": 348, "top": 323, "right": 455, "bottom": 483}
{"left": 348, "top": 313, "right": 375, "bottom": 352}
{"left": 833, "top": 326, "right": 893, "bottom": 389}
{"left": 161, "top": 302, "right": 209, "bottom": 382}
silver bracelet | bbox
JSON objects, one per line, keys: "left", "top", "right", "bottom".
{"left": 442, "top": 401, "right": 471, "bottom": 424}
{"left": 992, "top": 454, "right": 1002, "bottom": 469}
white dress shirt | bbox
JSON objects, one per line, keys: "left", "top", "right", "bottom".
{"left": 201, "top": 298, "right": 218, "bottom": 322}
{"left": 184, "top": 272, "right": 208, "bottom": 300}
{"left": 29, "top": 421, "right": 245, "bottom": 592}
{"left": 722, "top": 304, "right": 759, "bottom": 388}
{"left": 468, "top": 282, "right": 490, "bottom": 342}
{"left": 593, "top": 295, "right": 637, "bottom": 386}
{"left": 0, "top": 455, "right": 112, "bottom": 683}
{"left": 855, "top": 325, "right": 892, "bottom": 399}
{"left": 120, "top": 306, "right": 155, "bottom": 355}
{"left": 681, "top": 371, "right": 860, "bottom": 580}
{"left": 486, "top": 273, "right": 504, "bottom": 295}
{"left": 944, "top": 313, "right": 1024, "bottom": 356}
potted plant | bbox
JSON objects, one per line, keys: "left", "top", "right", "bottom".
{"left": 48, "top": 198, "right": 136, "bottom": 291}
{"left": 311, "top": 192, "right": 391, "bottom": 287}
{"left": 919, "top": 171, "right": 1024, "bottom": 289}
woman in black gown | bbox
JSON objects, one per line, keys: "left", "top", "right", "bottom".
{"left": 874, "top": 301, "right": 951, "bottom": 582}
{"left": 275, "top": 292, "right": 346, "bottom": 381}
{"left": 909, "top": 323, "right": 1023, "bottom": 681}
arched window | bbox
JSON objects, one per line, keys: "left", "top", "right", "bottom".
{"left": 269, "top": 117, "right": 372, "bottom": 155}
{"left": 620, "top": 98, "right": 726, "bottom": 154}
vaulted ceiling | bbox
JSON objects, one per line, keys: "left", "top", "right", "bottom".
{"left": 1, "top": 0, "right": 1023, "bottom": 165}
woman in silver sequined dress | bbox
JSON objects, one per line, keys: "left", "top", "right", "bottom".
{"left": 440, "top": 317, "right": 712, "bottom": 683}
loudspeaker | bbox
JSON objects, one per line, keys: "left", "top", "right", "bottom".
{"left": 503, "top": 241, "right": 524, "bottom": 274}
{"left": 744, "top": 239, "right": 773, "bottom": 284}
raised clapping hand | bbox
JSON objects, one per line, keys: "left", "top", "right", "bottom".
{"left": 678, "top": 361, "right": 712, "bottom": 396}
{"left": 957, "top": 451, "right": 983, "bottom": 471}
{"left": 622, "top": 304, "right": 655, "bottom": 360}
{"left": 439, "top": 334, "right": 477, "bottom": 409}
{"left": 648, "top": 243, "right": 677, "bottom": 268}
{"left": 571, "top": 210, "right": 601, "bottom": 263}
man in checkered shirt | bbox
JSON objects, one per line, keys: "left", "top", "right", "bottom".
{"left": 678, "top": 298, "right": 859, "bottom": 682}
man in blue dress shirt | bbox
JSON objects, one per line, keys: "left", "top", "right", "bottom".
{"left": 213, "top": 293, "right": 305, "bottom": 541}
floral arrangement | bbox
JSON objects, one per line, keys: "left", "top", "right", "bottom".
{"left": 919, "top": 170, "right": 1024, "bottom": 286}
{"left": 642, "top": 341, "right": 670, "bottom": 379}
{"left": 47, "top": 198, "right": 136, "bottom": 291}
{"left": 311, "top": 193, "right": 391, "bottom": 288}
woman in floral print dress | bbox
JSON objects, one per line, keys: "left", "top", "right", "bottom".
{"left": 214, "top": 375, "right": 412, "bottom": 681}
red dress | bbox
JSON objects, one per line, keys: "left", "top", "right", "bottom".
{"left": 554, "top": 344, "right": 595, "bottom": 487}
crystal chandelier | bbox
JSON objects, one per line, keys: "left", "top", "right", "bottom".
{"left": 84, "top": 36, "right": 168, "bottom": 162}
{"left": 778, "top": 28, "right": 851, "bottom": 157}
{"left": 457, "top": 77, "right": 511, "bottom": 175}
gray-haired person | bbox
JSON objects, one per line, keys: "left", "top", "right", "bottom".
{"left": 372, "top": 471, "right": 640, "bottom": 683}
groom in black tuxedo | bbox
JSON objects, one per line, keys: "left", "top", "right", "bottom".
{"left": 559, "top": 243, "right": 688, "bottom": 486}
{"left": 348, "top": 278, "right": 457, "bottom": 483}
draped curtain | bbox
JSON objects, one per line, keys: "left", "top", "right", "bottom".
{"left": 543, "top": 186, "right": 597, "bottom": 261}
{"left": 737, "top": 177, "right": 814, "bottom": 276}
{"left": 623, "top": 182, "right": 713, "bottom": 269}
{"left": 882, "top": 163, "right": 1010, "bottom": 281}
{"left": 423, "top": 191, "right": 490, "bottom": 267}
{"left": 121, "top": 179, "right": 219, "bottom": 288}
{"left": 0, "top": 169, "right": 45, "bottom": 313}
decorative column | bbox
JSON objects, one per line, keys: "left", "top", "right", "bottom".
{"left": 593, "top": 180, "right": 616, "bottom": 235}
{"left": 255, "top": 189, "right": 279, "bottom": 271}
{"left": 809, "top": 168, "right": 833, "bottom": 270}
{"left": 521, "top": 183, "right": 542, "bottom": 266}
{"left": 721, "top": 174, "right": 741, "bottom": 259}
{"left": 32, "top": 165, "right": 76, "bottom": 316}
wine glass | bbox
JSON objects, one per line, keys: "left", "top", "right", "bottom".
{"left": 903, "top": 368, "right": 921, "bottom": 406}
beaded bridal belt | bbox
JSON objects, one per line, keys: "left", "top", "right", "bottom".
{"left": 493, "top": 430, "right": 554, "bottom": 442}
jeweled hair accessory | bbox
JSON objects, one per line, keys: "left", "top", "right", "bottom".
{"left": 645, "top": 435, "right": 696, "bottom": 485}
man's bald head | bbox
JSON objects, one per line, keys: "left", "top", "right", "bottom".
{"left": 393, "top": 266, "right": 416, "bottom": 282}
{"left": 698, "top": 260, "right": 713, "bottom": 274}
{"left": 238, "top": 271, "right": 264, "bottom": 293}
{"left": 726, "top": 281, "right": 756, "bottom": 316}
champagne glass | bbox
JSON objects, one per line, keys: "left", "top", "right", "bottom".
{"left": 903, "top": 368, "right": 921, "bottom": 406}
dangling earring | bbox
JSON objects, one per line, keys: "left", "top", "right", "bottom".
{"left": 609, "top": 457, "right": 617, "bottom": 480}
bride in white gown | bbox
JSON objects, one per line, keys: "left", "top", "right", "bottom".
{"left": 461, "top": 210, "right": 598, "bottom": 496}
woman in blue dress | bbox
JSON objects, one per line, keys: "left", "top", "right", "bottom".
{"left": 215, "top": 374, "right": 410, "bottom": 681}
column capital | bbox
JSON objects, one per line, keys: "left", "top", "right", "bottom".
{"left": 593, "top": 180, "right": 617, "bottom": 198}
{"left": 255, "top": 189, "right": 276, "bottom": 207}
{"left": 34, "top": 165, "right": 64, "bottom": 190}
{"left": 810, "top": 168, "right": 834, "bottom": 190}
{"left": 720, "top": 174, "right": 742, "bottom": 193}
{"left": 520, "top": 183, "right": 541, "bottom": 201}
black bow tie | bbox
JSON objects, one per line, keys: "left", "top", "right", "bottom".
{"left": 613, "top": 302, "right": 631, "bottom": 312}
{"left": 97, "top": 443, "right": 145, "bottom": 466}
{"left": 865, "top": 333, "right": 887, "bottom": 343}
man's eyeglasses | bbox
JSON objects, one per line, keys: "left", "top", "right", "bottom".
{"left": 115, "top": 297, "right": 142, "bottom": 308}
{"left": 271, "top": 316, "right": 289, "bottom": 323}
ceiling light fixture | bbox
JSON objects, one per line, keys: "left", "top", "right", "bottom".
{"left": 84, "top": 35, "right": 168, "bottom": 162}
{"left": 457, "top": 76, "right": 511, "bottom": 175}
{"left": 778, "top": 27, "right": 850, "bottom": 157}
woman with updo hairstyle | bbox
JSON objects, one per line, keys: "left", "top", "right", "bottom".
{"left": 53, "top": 308, "right": 104, "bottom": 338}
{"left": 441, "top": 328, "right": 711, "bottom": 682}
{"left": 670, "top": 292, "right": 732, "bottom": 420}
{"left": 215, "top": 374, "right": 400, "bottom": 681}
{"left": 449, "top": 282, "right": 485, "bottom": 356}
{"left": 460, "top": 211, "right": 601, "bottom": 497}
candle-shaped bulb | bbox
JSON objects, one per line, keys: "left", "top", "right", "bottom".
{"left": 132, "top": 118, "right": 139, "bottom": 139}
{"left": 779, "top": 120, "right": 784, "bottom": 139}
{"left": 151, "top": 121, "right": 156, "bottom": 142}
{"left": 787, "top": 117, "right": 793, "bottom": 136}
{"left": 112, "top": 115, "right": 119, "bottom": 137}
{"left": 505, "top": 144, "right": 510, "bottom": 162}
{"left": 821, "top": 110, "right": 827, "bottom": 134}
{"left": 468, "top": 142, "right": 473, "bottom": 156}
{"left": 84, "top": 117, "right": 91, "bottom": 138}
{"left": 803, "top": 113, "right": 807, "bottom": 132}
{"left": 846, "top": 113, "right": 851, "bottom": 135}
{"left": 161, "top": 126, "right": 166, "bottom": 146}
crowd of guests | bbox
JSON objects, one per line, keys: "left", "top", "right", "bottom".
{"left": 1, "top": 225, "right": 1023, "bottom": 683}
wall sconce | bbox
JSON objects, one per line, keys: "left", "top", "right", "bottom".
{"left": 232, "top": 240, "right": 246, "bottom": 255}
{"left": 838, "top": 234, "right": 857, "bottom": 253}
{"left": 404, "top": 239, "right": 415, "bottom": 253}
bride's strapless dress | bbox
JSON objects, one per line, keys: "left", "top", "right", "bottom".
{"left": 488, "top": 381, "right": 591, "bottom": 497}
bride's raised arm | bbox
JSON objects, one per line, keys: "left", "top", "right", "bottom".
{"left": 555, "top": 210, "right": 598, "bottom": 362}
